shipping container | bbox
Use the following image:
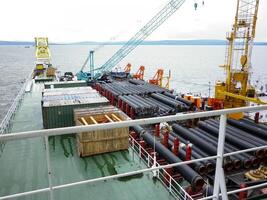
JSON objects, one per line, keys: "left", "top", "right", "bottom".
{"left": 42, "top": 87, "right": 96, "bottom": 98}
{"left": 44, "top": 80, "right": 87, "bottom": 89}
{"left": 42, "top": 87, "right": 109, "bottom": 128}
{"left": 35, "top": 77, "right": 54, "bottom": 83}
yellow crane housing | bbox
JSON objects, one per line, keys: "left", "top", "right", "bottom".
{"left": 35, "top": 37, "right": 51, "bottom": 70}
{"left": 214, "top": 0, "right": 265, "bottom": 119}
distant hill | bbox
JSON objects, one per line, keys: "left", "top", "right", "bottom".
{"left": 0, "top": 40, "right": 267, "bottom": 46}
{"left": 70, "top": 40, "right": 228, "bottom": 45}
{"left": 0, "top": 41, "right": 34, "bottom": 45}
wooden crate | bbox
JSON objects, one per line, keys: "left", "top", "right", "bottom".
{"left": 46, "top": 66, "right": 56, "bottom": 77}
{"left": 74, "top": 106, "right": 130, "bottom": 157}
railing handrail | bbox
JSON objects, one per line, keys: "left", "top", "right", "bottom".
{"left": 0, "top": 104, "right": 267, "bottom": 200}
{"left": 1, "top": 105, "right": 267, "bottom": 141}
{"left": 0, "top": 72, "right": 32, "bottom": 134}
{"left": 129, "top": 135, "right": 193, "bottom": 200}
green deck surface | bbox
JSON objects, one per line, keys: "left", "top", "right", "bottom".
{"left": 0, "top": 83, "right": 175, "bottom": 200}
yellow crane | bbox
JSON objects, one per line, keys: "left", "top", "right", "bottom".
{"left": 215, "top": 0, "right": 266, "bottom": 119}
{"left": 35, "top": 37, "right": 51, "bottom": 70}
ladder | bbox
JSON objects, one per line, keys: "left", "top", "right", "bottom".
{"left": 94, "top": 0, "right": 186, "bottom": 79}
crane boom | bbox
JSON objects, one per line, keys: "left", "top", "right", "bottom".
{"left": 94, "top": 0, "right": 186, "bottom": 79}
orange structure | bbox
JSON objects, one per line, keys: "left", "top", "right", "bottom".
{"left": 124, "top": 63, "right": 132, "bottom": 73}
{"left": 133, "top": 66, "right": 145, "bottom": 80}
{"left": 149, "top": 69, "right": 164, "bottom": 87}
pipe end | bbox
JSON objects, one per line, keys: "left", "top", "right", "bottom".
{"left": 243, "top": 159, "right": 252, "bottom": 169}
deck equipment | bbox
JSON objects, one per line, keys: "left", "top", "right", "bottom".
{"left": 214, "top": 0, "right": 266, "bottom": 119}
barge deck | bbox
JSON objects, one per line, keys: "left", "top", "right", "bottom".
{"left": 0, "top": 83, "right": 175, "bottom": 200}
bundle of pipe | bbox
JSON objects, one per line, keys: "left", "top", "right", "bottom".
{"left": 172, "top": 123, "right": 234, "bottom": 171}
{"left": 205, "top": 119, "right": 267, "bottom": 157}
{"left": 198, "top": 120, "right": 265, "bottom": 158}
{"left": 118, "top": 95, "right": 143, "bottom": 113}
{"left": 101, "top": 81, "right": 169, "bottom": 97}
{"left": 227, "top": 118, "right": 267, "bottom": 141}
{"left": 169, "top": 131, "right": 216, "bottom": 172}
{"left": 118, "top": 94, "right": 179, "bottom": 118}
{"left": 151, "top": 93, "right": 190, "bottom": 112}
{"left": 189, "top": 127, "right": 254, "bottom": 169}
{"left": 128, "top": 79, "right": 146, "bottom": 85}
{"left": 164, "top": 92, "right": 194, "bottom": 108}
{"left": 167, "top": 133, "right": 211, "bottom": 175}
{"left": 139, "top": 83, "right": 169, "bottom": 94}
{"left": 131, "top": 125, "right": 205, "bottom": 191}
{"left": 241, "top": 118, "right": 267, "bottom": 131}
{"left": 145, "top": 97, "right": 176, "bottom": 116}
{"left": 131, "top": 95, "right": 158, "bottom": 115}
{"left": 102, "top": 82, "right": 143, "bottom": 97}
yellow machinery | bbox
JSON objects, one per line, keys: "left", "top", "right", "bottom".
{"left": 215, "top": 0, "right": 266, "bottom": 119}
{"left": 35, "top": 37, "right": 51, "bottom": 70}
{"left": 164, "top": 70, "right": 171, "bottom": 90}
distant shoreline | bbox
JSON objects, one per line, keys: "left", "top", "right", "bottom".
{"left": 1, "top": 40, "right": 267, "bottom": 46}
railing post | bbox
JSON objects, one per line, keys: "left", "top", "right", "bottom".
{"left": 45, "top": 136, "right": 54, "bottom": 200}
{"left": 213, "top": 114, "right": 228, "bottom": 200}
{"left": 169, "top": 178, "right": 172, "bottom": 193}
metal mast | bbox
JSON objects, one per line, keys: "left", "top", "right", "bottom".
{"left": 215, "top": 0, "right": 260, "bottom": 119}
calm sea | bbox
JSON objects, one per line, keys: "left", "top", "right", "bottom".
{"left": 0, "top": 45, "right": 267, "bottom": 122}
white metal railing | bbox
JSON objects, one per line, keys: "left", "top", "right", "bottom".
{"left": 0, "top": 105, "right": 267, "bottom": 200}
{"left": 129, "top": 135, "right": 193, "bottom": 200}
{"left": 0, "top": 72, "right": 33, "bottom": 153}
{"left": 0, "top": 72, "right": 33, "bottom": 135}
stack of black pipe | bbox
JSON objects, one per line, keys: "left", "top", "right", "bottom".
{"left": 151, "top": 93, "right": 192, "bottom": 112}
{"left": 101, "top": 81, "right": 169, "bottom": 97}
{"left": 118, "top": 95, "right": 159, "bottom": 117}
{"left": 145, "top": 97, "right": 176, "bottom": 116}
{"left": 128, "top": 79, "right": 146, "bottom": 85}
{"left": 100, "top": 80, "right": 193, "bottom": 117}
{"left": 172, "top": 118, "right": 267, "bottom": 173}
{"left": 131, "top": 125, "right": 205, "bottom": 191}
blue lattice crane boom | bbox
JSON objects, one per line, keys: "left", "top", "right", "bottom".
{"left": 90, "top": 0, "right": 186, "bottom": 79}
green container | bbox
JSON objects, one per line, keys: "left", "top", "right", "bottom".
{"left": 42, "top": 98, "right": 109, "bottom": 129}
{"left": 44, "top": 81, "right": 87, "bottom": 89}
{"left": 35, "top": 77, "right": 54, "bottom": 83}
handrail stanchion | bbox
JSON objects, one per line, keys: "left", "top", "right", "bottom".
{"left": 45, "top": 136, "right": 54, "bottom": 200}
{"left": 212, "top": 114, "right": 228, "bottom": 200}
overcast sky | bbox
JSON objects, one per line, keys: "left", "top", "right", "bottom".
{"left": 0, "top": 0, "right": 266, "bottom": 42}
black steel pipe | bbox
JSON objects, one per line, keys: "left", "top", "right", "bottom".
{"left": 189, "top": 128, "right": 242, "bottom": 170}
{"left": 193, "top": 127, "right": 253, "bottom": 169}
{"left": 227, "top": 118, "right": 267, "bottom": 141}
{"left": 168, "top": 134, "right": 214, "bottom": 173}
{"left": 241, "top": 118, "right": 267, "bottom": 131}
{"left": 163, "top": 92, "right": 176, "bottom": 99}
{"left": 169, "top": 131, "right": 216, "bottom": 168}
{"left": 132, "top": 125, "right": 204, "bottom": 190}
{"left": 198, "top": 121, "right": 265, "bottom": 158}
{"left": 209, "top": 119, "right": 267, "bottom": 146}
{"left": 151, "top": 93, "right": 189, "bottom": 111}
{"left": 172, "top": 124, "right": 233, "bottom": 171}
{"left": 168, "top": 138, "right": 207, "bottom": 175}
